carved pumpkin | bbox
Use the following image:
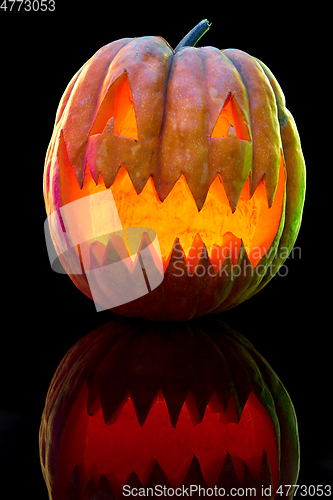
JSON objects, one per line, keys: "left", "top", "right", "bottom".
{"left": 39, "top": 317, "right": 299, "bottom": 500}
{"left": 43, "top": 20, "right": 306, "bottom": 320}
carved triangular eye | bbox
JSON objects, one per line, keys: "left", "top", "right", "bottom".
{"left": 90, "top": 71, "right": 139, "bottom": 140}
{"left": 211, "top": 93, "right": 250, "bottom": 141}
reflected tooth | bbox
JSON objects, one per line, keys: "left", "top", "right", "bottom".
{"left": 96, "top": 475, "right": 115, "bottom": 498}
{"left": 163, "top": 386, "right": 189, "bottom": 428}
{"left": 182, "top": 456, "right": 207, "bottom": 488}
{"left": 83, "top": 475, "right": 116, "bottom": 499}
{"left": 146, "top": 462, "right": 171, "bottom": 489}
{"left": 125, "top": 470, "right": 143, "bottom": 489}
{"left": 131, "top": 387, "right": 161, "bottom": 427}
{"left": 100, "top": 393, "right": 129, "bottom": 425}
{"left": 243, "top": 462, "right": 259, "bottom": 488}
{"left": 216, "top": 453, "right": 242, "bottom": 490}
{"left": 185, "top": 392, "right": 203, "bottom": 425}
{"left": 259, "top": 451, "right": 272, "bottom": 489}
{"left": 234, "top": 389, "right": 252, "bottom": 421}
{"left": 189, "top": 390, "right": 213, "bottom": 425}
{"left": 208, "top": 391, "right": 227, "bottom": 413}
{"left": 63, "top": 465, "right": 81, "bottom": 499}
{"left": 87, "top": 393, "right": 102, "bottom": 417}
{"left": 83, "top": 476, "right": 95, "bottom": 498}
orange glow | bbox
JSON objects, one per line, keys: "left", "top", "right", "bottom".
{"left": 55, "top": 385, "right": 278, "bottom": 499}
{"left": 211, "top": 93, "right": 251, "bottom": 141}
{"left": 90, "top": 71, "right": 138, "bottom": 140}
{"left": 60, "top": 152, "right": 285, "bottom": 271}
{"left": 58, "top": 123, "right": 285, "bottom": 272}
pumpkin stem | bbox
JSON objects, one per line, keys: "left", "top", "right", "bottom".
{"left": 174, "top": 19, "right": 211, "bottom": 52}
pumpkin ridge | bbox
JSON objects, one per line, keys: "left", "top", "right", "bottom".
{"left": 223, "top": 49, "right": 282, "bottom": 207}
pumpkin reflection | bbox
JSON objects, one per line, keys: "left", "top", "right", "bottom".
{"left": 39, "top": 317, "right": 299, "bottom": 500}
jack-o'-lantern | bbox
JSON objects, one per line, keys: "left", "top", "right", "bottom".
{"left": 43, "top": 20, "right": 306, "bottom": 320}
{"left": 39, "top": 317, "right": 299, "bottom": 500}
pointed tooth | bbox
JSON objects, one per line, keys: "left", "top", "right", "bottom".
{"left": 221, "top": 232, "right": 242, "bottom": 267}
{"left": 146, "top": 462, "right": 171, "bottom": 489}
{"left": 140, "top": 230, "right": 163, "bottom": 269}
{"left": 186, "top": 233, "right": 206, "bottom": 275}
{"left": 211, "top": 143, "right": 252, "bottom": 213}
{"left": 103, "top": 235, "right": 128, "bottom": 266}
{"left": 208, "top": 233, "right": 242, "bottom": 273}
{"left": 63, "top": 465, "right": 81, "bottom": 500}
{"left": 85, "top": 134, "right": 101, "bottom": 184}
{"left": 182, "top": 456, "right": 207, "bottom": 488}
{"left": 100, "top": 391, "right": 128, "bottom": 425}
{"left": 250, "top": 172, "right": 276, "bottom": 210}
{"left": 259, "top": 451, "right": 273, "bottom": 489}
{"left": 132, "top": 230, "right": 164, "bottom": 289}
{"left": 125, "top": 227, "right": 156, "bottom": 260}
{"left": 165, "top": 238, "right": 187, "bottom": 273}
{"left": 216, "top": 453, "right": 242, "bottom": 490}
{"left": 90, "top": 241, "right": 106, "bottom": 270}
{"left": 265, "top": 168, "right": 279, "bottom": 209}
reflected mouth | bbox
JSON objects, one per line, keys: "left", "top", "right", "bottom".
{"left": 55, "top": 387, "right": 278, "bottom": 500}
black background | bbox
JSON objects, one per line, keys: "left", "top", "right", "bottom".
{"left": 0, "top": 2, "right": 330, "bottom": 499}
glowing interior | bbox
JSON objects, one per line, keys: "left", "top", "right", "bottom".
{"left": 211, "top": 93, "right": 251, "bottom": 141}
{"left": 54, "top": 386, "right": 278, "bottom": 500}
{"left": 90, "top": 71, "right": 138, "bottom": 140}
{"left": 60, "top": 155, "right": 285, "bottom": 271}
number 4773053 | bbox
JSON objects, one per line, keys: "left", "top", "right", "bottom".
{"left": 0, "top": 0, "right": 55, "bottom": 11}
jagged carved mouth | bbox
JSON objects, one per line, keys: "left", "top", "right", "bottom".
{"left": 59, "top": 143, "right": 285, "bottom": 272}
{"left": 55, "top": 384, "right": 279, "bottom": 499}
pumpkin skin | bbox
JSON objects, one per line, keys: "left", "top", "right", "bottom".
{"left": 43, "top": 29, "right": 306, "bottom": 320}
{"left": 39, "top": 317, "right": 299, "bottom": 500}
